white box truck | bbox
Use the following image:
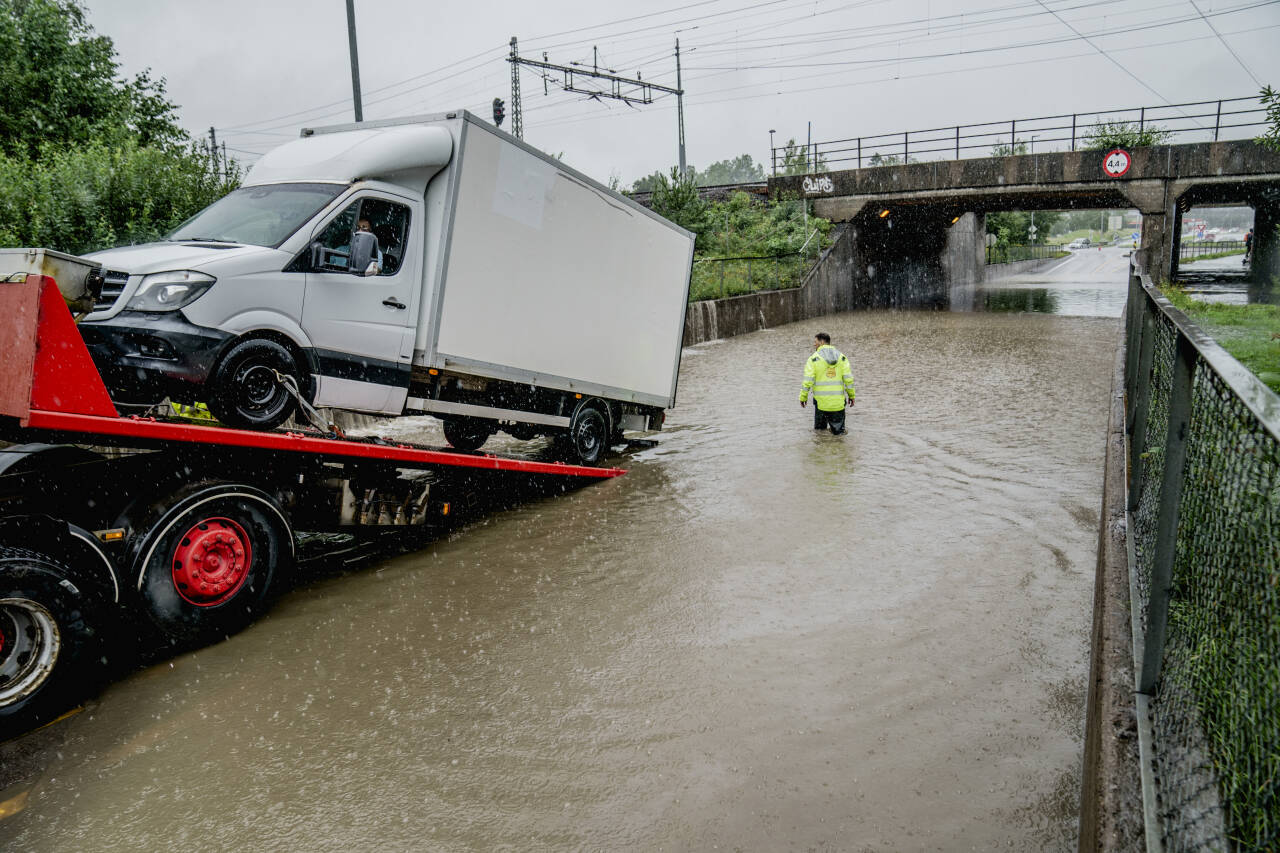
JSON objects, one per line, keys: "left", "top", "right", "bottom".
{"left": 76, "top": 110, "right": 694, "bottom": 462}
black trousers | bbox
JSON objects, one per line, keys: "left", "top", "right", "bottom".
{"left": 813, "top": 406, "right": 846, "bottom": 434}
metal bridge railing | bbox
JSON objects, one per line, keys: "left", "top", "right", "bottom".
{"left": 984, "top": 244, "right": 1068, "bottom": 264}
{"left": 773, "top": 96, "right": 1267, "bottom": 174}
{"left": 1124, "top": 259, "right": 1280, "bottom": 852}
{"left": 689, "top": 252, "right": 812, "bottom": 301}
{"left": 1177, "top": 240, "right": 1248, "bottom": 262}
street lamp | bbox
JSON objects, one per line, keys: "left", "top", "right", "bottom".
{"left": 769, "top": 129, "right": 776, "bottom": 176}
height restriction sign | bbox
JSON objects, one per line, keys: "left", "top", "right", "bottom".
{"left": 1103, "top": 148, "right": 1132, "bottom": 178}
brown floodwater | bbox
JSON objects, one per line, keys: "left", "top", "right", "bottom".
{"left": 0, "top": 309, "right": 1117, "bottom": 852}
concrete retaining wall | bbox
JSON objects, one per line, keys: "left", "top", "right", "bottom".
{"left": 983, "top": 255, "right": 1067, "bottom": 281}
{"left": 684, "top": 223, "right": 857, "bottom": 345}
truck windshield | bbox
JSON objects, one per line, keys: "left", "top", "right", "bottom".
{"left": 166, "top": 183, "right": 346, "bottom": 248}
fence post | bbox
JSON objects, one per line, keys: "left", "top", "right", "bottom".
{"left": 857, "top": 138, "right": 862, "bottom": 169}
{"left": 1127, "top": 305, "right": 1156, "bottom": 509}
{"left": 1071, "top": 114, "right": 1076, "bottom": 151}
{"left": 719, "top": 261, "right": 725, "bottom": 299}
{"left": 1214, "top": 100, "right": 1222, "bottom": 142}
{"left": 771, "top": 147, "right": 776, "bottom": 177}
{"left": 1139, "top": 107, "right": 1146, "bottom": 134}
{"left": 955, "top": 126, "right": 960, "bottom": 159}
{"left": 747, "top": 259, "right": 753, "bottom": 292}
{"left": 904, "top": 131, "right": 909, "bottom": 163}
{"left": 1011, "top": 119, "right": 1016, "bottom": 149}
{"left": 1138, "top": 333, "right": 1197, "bottom": 695}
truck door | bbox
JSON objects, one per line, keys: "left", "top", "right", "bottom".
{"left": 302, "top": 194, "right": 418, "bottom": 413}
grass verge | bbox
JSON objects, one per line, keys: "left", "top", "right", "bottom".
{"left": 1160, "top": 284, "right": 1280, "bottom": 393}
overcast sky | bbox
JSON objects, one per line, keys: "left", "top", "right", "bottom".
{"left": 86, "top": 0, "right": 1279, "bottom": 185}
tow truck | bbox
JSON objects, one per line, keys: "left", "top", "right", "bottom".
{"left": 0, "top": 272, "right": 624, "bottom": 735}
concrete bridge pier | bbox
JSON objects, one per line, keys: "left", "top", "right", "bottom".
{"left": 1120, "top": 181, "right": 1177, "bottom": 283}
{"left": 1250, "top": 198, "right": 1280, "bottom": 297}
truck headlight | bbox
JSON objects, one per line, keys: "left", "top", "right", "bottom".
{"left": 126, "top": 271, "right": 216, "bottom": 312}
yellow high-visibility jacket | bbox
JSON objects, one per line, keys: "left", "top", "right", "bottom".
{"left": 800, "top": 345, "right": 856, "bottom": 411}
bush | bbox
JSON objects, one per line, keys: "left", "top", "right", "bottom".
{"left": 1083, "top": 120, "right": 1172, "bottom": 150}
{"left": 0, "top": 140, "right": 240, "bottom": 254}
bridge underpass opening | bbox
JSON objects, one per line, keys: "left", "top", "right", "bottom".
{"left": 838, "top": 197, "right": 1139, "bottom": 316}
{"left": 1173, "top": 187, "right": 1278, "bottom": 299}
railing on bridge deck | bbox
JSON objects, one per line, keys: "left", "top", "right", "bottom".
{"left": 1177, "top": 240, "right": 1248, "bottom": 262}
{"left": 773, "top": 96, "right": 1267, "bottom": 174}
{"left": 1124, "top": 260, "right": 1280, "bottom": 852}
{"left": 984, "top": 244, "right": 1068, "bottom": 265}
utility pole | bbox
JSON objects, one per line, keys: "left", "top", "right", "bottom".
{"left": 507, "top": 40, "right": 683, "bottom": 151}
{"left": 345, "top": 0, "right": 363, "bottom": 122}
{"left": 221, "top": 141, "right": 227, "bottom": 182}
{"left": 208, "top": 127, "right": 218, "bottom": 177}
{"left": 676, "top": 39, "right": 686, "bottom": 178}
{"left": 509, "top": 37, "right": 523, "bottom": 140}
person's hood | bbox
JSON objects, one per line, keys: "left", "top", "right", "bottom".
{"left": 817, "top": 345, "right": 840, "bottom": 365}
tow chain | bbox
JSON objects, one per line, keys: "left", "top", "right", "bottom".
{"left": 271, "top": 370, "right": 345, "bottom": 439}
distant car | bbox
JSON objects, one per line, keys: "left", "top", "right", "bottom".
{"left": 1067, "top": 239, "right": 1089, "bottom": 250}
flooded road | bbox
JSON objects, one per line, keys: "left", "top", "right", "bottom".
{"left": 969, "top": 245, "right": 1132, "bottom": 317}
{"left": 0, "top": 296, "right": 1118, "bottom": 850}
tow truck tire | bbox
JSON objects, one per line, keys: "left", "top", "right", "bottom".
{"left": 442, "top": 417, "right": 492, "bottom": 451}
{"left": 208, "top": 339, "right": 300, "bottom": 431}
{"left": 0, "top": 547, "right": 104, "bottom": 734}
{"left": 129, "top": 484, "right": 291, "bottom": 647}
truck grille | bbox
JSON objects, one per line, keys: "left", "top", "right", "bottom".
{"left": 94, "top": 270, "right": 130, "bottom": 311}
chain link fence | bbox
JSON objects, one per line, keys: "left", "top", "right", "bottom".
{"left": 1124, "top": 260, "right": 1280, "bottom": 852}
{"left": 689, "top": 251, "right": 818, "bottom": 301}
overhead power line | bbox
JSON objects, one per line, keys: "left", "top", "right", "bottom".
{"left": 1187, "top": 0, "right": 1263, "bottom": 87}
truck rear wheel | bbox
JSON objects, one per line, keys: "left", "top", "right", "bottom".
{"left": 0, "top": 546, "right": 106, "bottom": 733}
{"left": 442, "top": 417, "right": 492, "bottom": 451}
{"left": 128, "top": 484, "right": 291, "bottom": 647}
{"left": 208, "top": 339, "right": 300, "bottom": 431}
{"left": 566, "top": 404, "right": 609, "bottom": 466}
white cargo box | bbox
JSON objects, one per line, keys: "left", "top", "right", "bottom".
{"left": 309, "top": 112, "right": 695, "bottom": 409}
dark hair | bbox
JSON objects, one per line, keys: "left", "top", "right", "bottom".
{"left": 814, "top": 332, "right": 831, "bottom": 343}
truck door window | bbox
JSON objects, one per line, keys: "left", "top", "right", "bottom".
{"left": 315, "top": 203, "right": 359, "bottom": 272}
{"left": 358, "top": 199, "right": 410, "bottom": 276}
{"left": 313, "top": 198, "right": 410, "bottom": 276}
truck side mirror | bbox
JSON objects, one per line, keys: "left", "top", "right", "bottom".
{"left": 349, "top": 231, "right": 379, "bottom": 276}
{"left": 309, "top": 241, "right": 324, "bottom": 270}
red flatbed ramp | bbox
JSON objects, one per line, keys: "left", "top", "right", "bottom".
{"left": 0, "top": 275, "right": 623, "bottom": 480}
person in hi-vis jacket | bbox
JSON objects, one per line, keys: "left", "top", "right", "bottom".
{"left": 799, "top": 332, "right": 856, "bottom": 435}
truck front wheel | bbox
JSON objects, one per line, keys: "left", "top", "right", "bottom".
{"left": 0, "top": 547, "right": 106, "bottom": 734}
{"left": 128, "top": 484, "right": 292, "bottom": 647}
{"left": 208, "top": 339, "right": 301, "bottom": 431}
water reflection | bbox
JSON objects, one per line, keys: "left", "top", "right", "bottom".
{"left": 971, "top": 286, "right": 1126, "bottom": 317}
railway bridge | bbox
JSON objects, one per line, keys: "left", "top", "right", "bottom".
{"left": 770, "top": 140, "right": 1280, "bottom": 290}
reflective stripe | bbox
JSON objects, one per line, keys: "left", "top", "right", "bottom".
{"left": 814, "top": 381, "right": 844, "bottom": 387}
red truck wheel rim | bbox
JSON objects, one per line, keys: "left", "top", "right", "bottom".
{"left": 171, "top": 518, "right": 253, "bottom": 606}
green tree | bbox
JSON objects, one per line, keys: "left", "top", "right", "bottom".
{"left": 0, "top": 0, "right": 233, "bottom": 254}
{"left": 695, "top": 154, "right": 765, "bottom": 186}
{"left": 985, "top": 210, "right": 1063, "bottom": 246}
{"left": 777, "top": 138, "right": 827, "bottom": 175}
{"left": 1082, "top": 120, "right": 1171, "bottom": 150}
{"left": 990, "top": 139, "right": 1029, "bottom": 157}
{"left": 1258, "top": 84, "right": 1280, "bottom": 152}
{"left": 0, "top": 0, "right": 184, "bottom": 158}
{"left": 649, "top": 167, "right": 711, "bottom": 250}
